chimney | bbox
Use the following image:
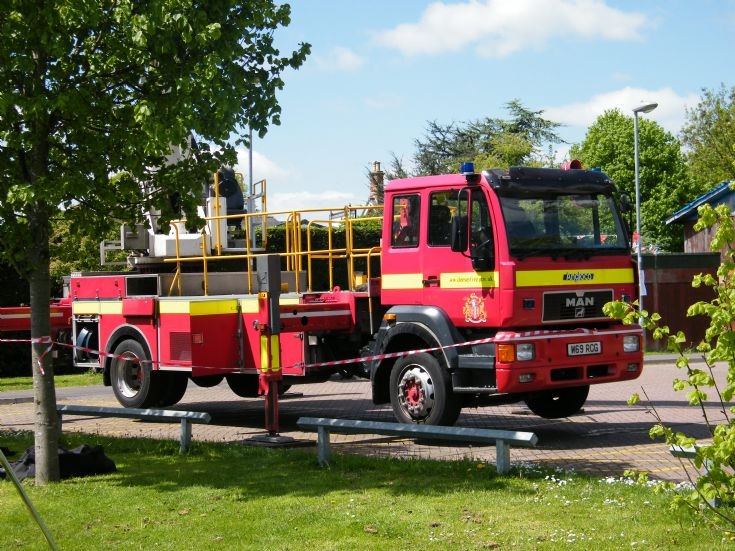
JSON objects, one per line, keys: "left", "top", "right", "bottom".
{"left": 369, "top": 161, "right": 384, "bottom": 205}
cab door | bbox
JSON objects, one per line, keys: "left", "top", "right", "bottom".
{"left": 380, "top": 192, "right": 423, "bottom": 306}
{"left": 421, "top": 187, "right": 500, "bottom": 328}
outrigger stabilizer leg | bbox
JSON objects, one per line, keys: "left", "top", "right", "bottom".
{"left": 249, "top": 255, "right": 294, "bottom": 445}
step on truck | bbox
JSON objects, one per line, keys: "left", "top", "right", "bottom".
{"left": 65, "top": 162, "right": 643, "bottom": 426}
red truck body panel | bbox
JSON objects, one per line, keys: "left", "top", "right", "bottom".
{"left": 0, "top": 300, "right": 72, "bottom": 333}
{"left": 5, "top": 164, "right": 643, "bottom": 424}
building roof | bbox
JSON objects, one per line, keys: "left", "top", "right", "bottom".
{"left": 665, "top": 181, "right": 733, "bottom": 225}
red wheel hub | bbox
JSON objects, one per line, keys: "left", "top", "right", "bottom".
{"left": 397, "top": 365, "right": 435, "bottom": 419}
{"left": 403, "top": 380, "right": 423, "bottom": 406}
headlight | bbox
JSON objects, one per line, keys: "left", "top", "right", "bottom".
{"left": 516, "top": 343, "right": 535, "bottom": 361}
{"left": 496, "top": 343, "right": 535, "bottom": 362}
{"left": 623, "top": 335, "right": 640, "bottom": 353}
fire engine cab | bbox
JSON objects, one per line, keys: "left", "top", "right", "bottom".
{"left": 62, "top": 161, "right": 642, "bottom": 426}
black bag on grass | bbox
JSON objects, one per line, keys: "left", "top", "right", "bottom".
{"left": 8, "top": 445, "right": 116, "bottom": 481}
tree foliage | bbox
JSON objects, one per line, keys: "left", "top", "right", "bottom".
{"left": 395, "top": 100, "right": 563, "bottom": 178}
{"left": 681, "top": 84, "right": 735, "bottom": 190}
{"left": 606, "top": 201, "right": 735, "bottom": 534}
{"left": 570, "top": 109, "right": 699, "bottom": 252}
{"left": 0, "top": 1, "right": 309, "bottom": 258}
{"left": 384, "top": 152, "right": 410, "bottom": 182}
{"left": 49, "top": 217, "right": 127, "bottom": 284}
{"left": 0, "top": 0, "right": 309, "bottom": 483}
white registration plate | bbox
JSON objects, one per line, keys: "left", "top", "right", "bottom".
{"left": 567, "top": 341, "right": 601, "bottom": 356}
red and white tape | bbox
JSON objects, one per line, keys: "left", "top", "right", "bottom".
{"left": 2, "top": 327, "right": 629, "bottom": 375}
{"left": 0, "top": 335, "right": 497, "bottom": 375}
{"left": 293, "top": 336, "right": 496, "bottom": 371}
{"left": 0, "top": 336, "right": 54, "bottom": 375}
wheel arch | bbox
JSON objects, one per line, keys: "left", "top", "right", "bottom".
{"left": 103, "top": 325, "right": 153, "bottom": 386}
{"left": 370, "top": 305, "right": 461, "bottom": 405}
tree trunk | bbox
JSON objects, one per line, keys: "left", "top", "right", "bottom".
{"left": 29, "top": 200, "right": 59, "bottom": 484}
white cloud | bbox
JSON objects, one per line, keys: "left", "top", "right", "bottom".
{"left": 554, "top": 143, "right": 573, "bottom": 165}
{"left": 235, "top": 148, "right": 290, "bottom": 182}
{"left": 543, "top": 86, "right": 701, "bottom": 134}
{"left": 233, "top": 148, "right": 368, "bottom": 213}
{"left": 374, "top": 0, "right": 647, "bottom": 57}
{"left": 313, "top": 47, "right": 364, "bottom": 71}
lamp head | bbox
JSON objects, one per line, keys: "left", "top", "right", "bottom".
{"left": 633, "top": 103, "right": 658, "bottom": 115}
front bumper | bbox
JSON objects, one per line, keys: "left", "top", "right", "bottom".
{"left": 494, "top": 325, "right": 644, "bottom": 393}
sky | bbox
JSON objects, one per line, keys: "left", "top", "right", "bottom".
{"left": 235, "top": 0, "right": 735, "bottom": 213}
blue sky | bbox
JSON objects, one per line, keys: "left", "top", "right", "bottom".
{"left": 235, "top": 0, "right": 734, "bottom": 212}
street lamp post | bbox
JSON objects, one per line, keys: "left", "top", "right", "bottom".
{"left": 632, "top": 102, "right": 658, "bottom": 325}
{"left": 248, "top": 125, "right": 256, "bottom": 250}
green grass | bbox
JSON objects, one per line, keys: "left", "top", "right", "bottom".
{"left": 0, "top": 431, "right": 729, "bottom": 550}
{"left": 0, "top": 370, "right": 102, "bottom": 392}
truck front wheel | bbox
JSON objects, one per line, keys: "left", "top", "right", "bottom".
{"left": 110, "top": 339, "right": 160, "bottom": 408}
{"left": 389, "top": 352, "right": 461, "bottom": 426}
{"left": 525, "top": 385, "right": 589, "bottom": 419}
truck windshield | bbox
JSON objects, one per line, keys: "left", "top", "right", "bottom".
{"left": 500, "top": 194, "right": 628, "bottom": 257}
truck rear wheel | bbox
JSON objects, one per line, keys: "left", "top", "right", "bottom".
{"left": 190, "top": 375, "right": 224, "bottom": 388}
{"left": 156, "top": 372, "right": 188, "bottom": 407}
{"left": 525, "top": 385, "right": 589, "bottom": 419}
{"left": 226, "top": 374, "right": 260, "bottom": 397}
{"left": 226, "top": 374, "right": 290, "bottom": 397}
{"left": 389, "top": 352, "right": 461, "bottom": 426}
{"left": 110, "top": 339, "right": 160, "bottom": 408}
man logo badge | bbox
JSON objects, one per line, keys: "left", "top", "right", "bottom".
{"left": 566, "top": 296, "right": 595, "bottom": 307}
{"left": 575, "top": 307, "right": 585, "bottom": 318}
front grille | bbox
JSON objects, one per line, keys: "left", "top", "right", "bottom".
{"left": 542, "top": 289, "right": 613, "bottom": 322}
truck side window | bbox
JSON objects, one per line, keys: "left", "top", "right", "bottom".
{"left": 391, "top": 194, "right": 420, "bottom": 247}
{"left": 470, "top": 190, "right": 493, "bottom": 259}
{"left": 428, "top": 190, "right": 458, "bottom": 246}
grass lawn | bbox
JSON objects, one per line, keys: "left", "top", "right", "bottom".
{"left": 0, "top": 371, "right": 102, "bottom": 392}
{"left": 0, "top": 430, "right": 729, "bottom": 550}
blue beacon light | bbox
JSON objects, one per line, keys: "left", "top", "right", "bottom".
{"left": 459, "top": 162, "right": 475, "bottom": 175}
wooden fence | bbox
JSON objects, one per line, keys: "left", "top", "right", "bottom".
{"left": 641, "top": 253, "right": 720, "bottom": 352}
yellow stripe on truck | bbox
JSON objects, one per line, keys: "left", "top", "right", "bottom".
{"left": 158, "top": 297, "right": 302, "bottom": 315}
{"left": 158, "top": 301, "right": 190, "bottom": 314}
{"left": 516, "top": 268, "right": 634, "bottom": 287}
{"left": 189, "top": 300, "right": 239, "bottom": 316}
{"left": 72, "top": 301, "right": 123, "bottom": 315}
{"left": 381, "top": 273, "right": 424, "bottom": 290}
{"left": 158, "top": 300, "right": 238, "bottom": 316}
{"left": 239, "top": 296, "right": 300, "bottom": 314}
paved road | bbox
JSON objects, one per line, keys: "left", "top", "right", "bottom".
{"left": 1, "top": 356, "right": 723, "bottom": 482}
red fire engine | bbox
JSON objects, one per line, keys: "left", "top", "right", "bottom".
{"left": 3, "top": 162, "right": 644, "bottom": 426}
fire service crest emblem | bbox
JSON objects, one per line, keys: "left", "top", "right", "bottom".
{"left": 463, "top": 293, "right": 487, "bottom": 324}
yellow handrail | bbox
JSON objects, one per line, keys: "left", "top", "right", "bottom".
{"left": 163, "top": 203, "right": 384, "bottom": 295}
{"left": 201, "top": 231, "right": 209, "bottom": 296}
{"left": 167, "top": 221, "right": 184, "bottom": 296}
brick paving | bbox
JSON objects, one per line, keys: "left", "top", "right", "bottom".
{"left": 0, "top": 356, "right": 723, "bottom": 482}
